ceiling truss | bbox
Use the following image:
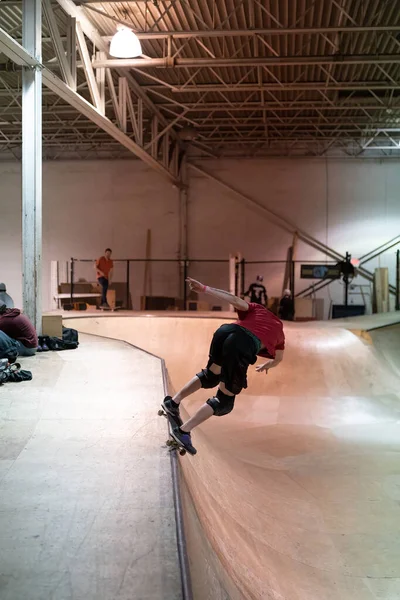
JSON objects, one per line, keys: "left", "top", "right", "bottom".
{"left": 0, "top": 0, "right": 400, "bottom": 164}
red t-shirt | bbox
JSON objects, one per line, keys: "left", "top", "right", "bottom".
{"left": 236, "top": 302, "right": 285, "bottom": 359}
{"left": 96, "top": 256, "right": 114, "bottom": 280}
{"left": 0, "top": 309, "right": 38, "bottom": 348}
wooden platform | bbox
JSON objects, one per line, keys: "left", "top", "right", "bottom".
{"left": 61, "top": 311, "right": 400, "bottom": 600}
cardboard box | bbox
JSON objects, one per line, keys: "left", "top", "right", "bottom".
{"left": 42, "top": 315, "right": 63, "bottom": 337}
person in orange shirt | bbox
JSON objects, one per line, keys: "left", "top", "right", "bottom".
{"left": 95, "top": 248, "right": 114, "bottom": 308}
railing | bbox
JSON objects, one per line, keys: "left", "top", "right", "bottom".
{"left": 64, "top": 253, "right": 400, "bottom": 314}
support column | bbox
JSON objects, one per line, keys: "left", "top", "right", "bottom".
{"left": 178, "top": 155, "right": 188, "bottom": 306}
{"left": 22, "top": 0, "right": 42, "bottom": 332}
{"left": 396, "top": 249, "right": 400, "bottom": 311}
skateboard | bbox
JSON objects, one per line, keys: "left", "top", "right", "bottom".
{"left": 98, "top": 306, "right": 121, "bottom": 312}
{"left": 158, "top": 407, "right": 189, "bottom": 456}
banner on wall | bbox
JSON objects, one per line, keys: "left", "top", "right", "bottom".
{"left": 300, "top": 264, "right": 341, "bottom": 279}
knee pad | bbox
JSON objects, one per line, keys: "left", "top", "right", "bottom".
{"left": 196, "top": 368, "right": 220, "bottom": 389}
{"left": 206, "top": 389, "right": 235, "bottom": 417}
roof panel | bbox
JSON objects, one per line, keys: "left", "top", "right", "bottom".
{"left": 1, "top": 0, "right": 400, "bottom": 158}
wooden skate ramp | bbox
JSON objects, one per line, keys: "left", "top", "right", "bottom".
{"left": 66, "top": 313, "right": 400, "bottom": 600}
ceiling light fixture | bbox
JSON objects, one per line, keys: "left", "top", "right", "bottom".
{"left": 109, "top": 26, "right": 142, "bottom": 58}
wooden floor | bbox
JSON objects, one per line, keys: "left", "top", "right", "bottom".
{"left": 64, "top": 312, "right": 400, "bottom": 600}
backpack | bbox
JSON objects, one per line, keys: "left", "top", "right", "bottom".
{"left": 62, "top": 327, "right": 79, "bottom": 344}
{"left": 39, "top": 335, "right": 78, "bottom": 351}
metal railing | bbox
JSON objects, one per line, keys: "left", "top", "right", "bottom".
{"left": 68, "top": 254, "right": 400, "bottom": 313}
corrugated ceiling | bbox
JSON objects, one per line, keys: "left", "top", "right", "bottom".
{"left": 1, "top": 0, "right": 400, "bottom": 160}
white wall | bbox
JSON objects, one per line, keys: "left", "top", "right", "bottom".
{"left": 0, "top": 157, "right": 399, "bottom": 315}
{"left": 0, "top": 160, "right": 180, "bottom": 310}
{"left": 187, "top": 158, "right": 400, "bottom": 315}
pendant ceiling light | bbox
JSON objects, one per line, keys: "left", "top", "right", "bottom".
{"left": 109, "top": 26, "right": 142, "bottom": 58}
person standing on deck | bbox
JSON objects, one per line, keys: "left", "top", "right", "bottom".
{"left": 244, "top": 275, "right": 268, "bottom": 306}
{"left": 95, "top": 248, "right": 114, "bottom": 309}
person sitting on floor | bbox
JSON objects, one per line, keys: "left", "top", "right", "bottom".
{"left": 0, "top": 283, "right": 14, "bottom": 309}
{"left": 0, "top": 304, "right": 38, "bottom": 356}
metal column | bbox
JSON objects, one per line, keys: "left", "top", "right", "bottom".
{"left": 126, "top": 260, "right": 130, "bottom": 309}
{"left": 343, "top": 252, "right": 351, "bottom": 306}
{"left": 396, "top": 249, "right": 400, "bottom": 311}
{"left": 179, "top": 187, "right": 189, "bottom": 307}
{"left": 179, "top": 156, "right": 188, "bottom": 308}
{"left": 22, "top": 0, "right": 42, "bottom": 332}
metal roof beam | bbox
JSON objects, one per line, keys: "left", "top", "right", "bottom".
{"left": 3, "top": 66, "right": 400, "bottom": 93}
{"left": 194, "top": 136, "right": 400, "bottom": 143}
{"left": 0, "top": 26, "right": 180, "bottom": 184}
{"left": 2, "top": 94, "right": 398, "bottom": 113}
{"left": 121, "top": 102, "right": 400, "bottom": 112}
{"left": 94, "top": 54, "right": 400, "bottom": 70}
{"left": 42, "top": 0, "right": 75, "bottom": 88}
{"left": 163, "top": 83, "right": 400, "bottom": 93}
{"left": 53, "top": 0, "right": 177, "bottom": 139}
{"left": 11, "top": 24, "right": 400, "bottom": 43}
{"left": 101, "top": 26, "right": 400, "bottom": 41}
{"left": 75, "top": 21, "right": 102, "bottom": 111}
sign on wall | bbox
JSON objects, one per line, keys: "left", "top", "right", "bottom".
{"left": 300, "top": 264, "right": 341, "bottom": 279}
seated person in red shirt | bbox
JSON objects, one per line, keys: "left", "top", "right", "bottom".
{"left": 0, "top": 305, "right": 38, "bottom": 357}
{"left": 162, "top": 278, "right": 285, "bottom": 454}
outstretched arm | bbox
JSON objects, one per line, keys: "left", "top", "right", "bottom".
{"left": 186, "top": 277, "right": 249, "bottom": 311}
{"left": 256, "top": 349, "right": 284, "bottom": 374}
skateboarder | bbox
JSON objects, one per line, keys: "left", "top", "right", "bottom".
{"left": 162, "top": 277, "right": 285, "bottom": 454}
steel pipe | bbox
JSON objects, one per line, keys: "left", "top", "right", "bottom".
{"left": 100, "top": 25, "right": 400, "bottom": 41}
{"left": 93, "top": 54, "right": 400, "bottom": 70}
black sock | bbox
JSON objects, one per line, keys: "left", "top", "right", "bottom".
{"left": 172, "top": 399, "right": 180, "bottom": 407}
{"left": 178, "top": 426, "right": 189, "bottom": 435}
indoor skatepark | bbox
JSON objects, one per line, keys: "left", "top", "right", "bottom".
{"left": 63, "top": 311, "right": 400, "bottom": 600}
{"left": 1, "top": 0, "right": 400, "bottom": 598}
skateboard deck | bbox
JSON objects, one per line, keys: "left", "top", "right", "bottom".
{"left": 158, "top": 407, "right": 194, "bottom": 456}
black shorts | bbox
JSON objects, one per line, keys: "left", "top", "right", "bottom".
{"left": 206, "top": 324, "right": 258, "bottom": 394}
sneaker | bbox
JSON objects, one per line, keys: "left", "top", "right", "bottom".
{"left": 171, "top": 427, "right": 197, "bottom": 455}
{"left": 162, "top": 396, "right": 181, "bottom": 422}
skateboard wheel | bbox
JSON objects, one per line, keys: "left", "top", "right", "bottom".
{"left": 179, "top": 449, "right": 186, "bottom": 456}
{"left": 157, "top": 409, "right": 164, "bottom": 416}
{"left": 166, "top": 439, "right": 173, "bottom": 447}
